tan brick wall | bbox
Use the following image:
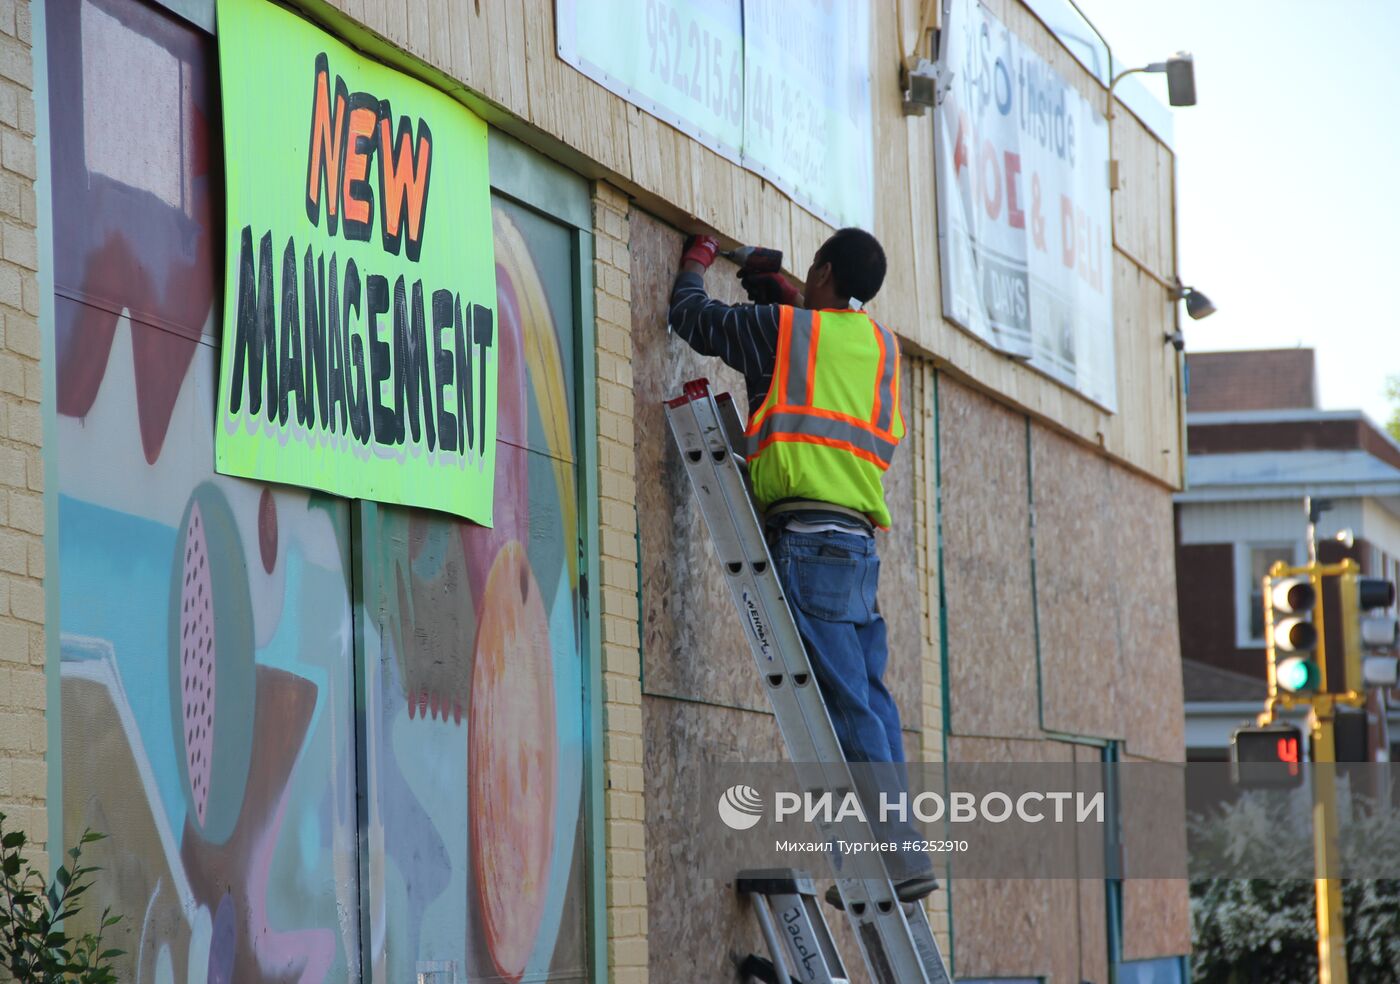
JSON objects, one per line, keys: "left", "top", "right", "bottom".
{"left": 593, "top": 181, "right": 648, "bottom": 984}
{"left": 0, "top": 0, "right": 46, "bottom": 869}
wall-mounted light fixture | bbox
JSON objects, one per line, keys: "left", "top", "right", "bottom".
{"left": 1172, "top": 284, "right": 1216, "bottom": 321}
{"left": 901, "top": 57, "right": 945, "bottom": 115}
{"left": 1108, "top": 51, "right": 1197, "bottom": 189}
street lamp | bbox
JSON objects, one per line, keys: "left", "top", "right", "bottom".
{"left": 1107, "top": 52, "right": 1197, "bottom": 190}
{"left": 1111, "top": 51, "right": 1197, "bottom": 108}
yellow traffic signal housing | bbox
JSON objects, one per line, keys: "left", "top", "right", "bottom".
{"left": 1261, "top": 559, "right": 1378, "bottom": 719}
{"left": 1263, "top": 566, "right": 1322, "bottom": 702}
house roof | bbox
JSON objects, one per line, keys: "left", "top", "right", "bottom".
{"left": 1186, "top": 349, "right": 1317, "bottom": 413}
{"left": 1182, "top": 658, "right": 1267, "bottom": 702}
{"left": 1178, "top": 449, "right": 1400, "bottom": 506}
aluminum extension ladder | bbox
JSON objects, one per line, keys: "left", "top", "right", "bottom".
{"left": 664, "top": 379, "right": 952, "bottom": 984}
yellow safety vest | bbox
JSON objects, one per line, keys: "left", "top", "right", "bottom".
{"left": 745, "top": 306, "right": 904, "bottom": 529}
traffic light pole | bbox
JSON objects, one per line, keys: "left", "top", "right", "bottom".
{"left": 1245, "top": 502, "right": 1400, "bottom": 981}
{"left": 1256, "top": 548, "right": 1363, "bottom": 984}
{"left": 1309, "top": 698, "right": 1348, "bottom": 984}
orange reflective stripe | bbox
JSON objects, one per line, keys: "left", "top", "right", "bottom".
{"left": 745, "top": 305, "right": 796, "bottom": 437}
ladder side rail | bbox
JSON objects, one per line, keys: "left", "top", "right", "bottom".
{"left": 750, "top": 894, "right": 799, "bottom": 984}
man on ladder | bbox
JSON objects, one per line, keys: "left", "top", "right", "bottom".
{"left": 670, "top": 230, "right": 938, "bottom": 907}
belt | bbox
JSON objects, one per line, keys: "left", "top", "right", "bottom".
{"left": 764, "top": 498, "right": 874, "bottom": 533}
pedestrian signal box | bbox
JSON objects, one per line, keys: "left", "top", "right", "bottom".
{"left": 1230, "top": 723, "right": 1305, "bottom": 789}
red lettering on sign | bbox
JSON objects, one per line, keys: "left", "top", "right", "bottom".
{"left": 1004, "top": 152, "right": 1024, "bottom": 230}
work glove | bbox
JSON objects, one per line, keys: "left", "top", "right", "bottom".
{"left": 740, "top": 270, "right": 802, "bottom": 306}
{"left": 680, "top": 234, "right": 721, "bottom": 270}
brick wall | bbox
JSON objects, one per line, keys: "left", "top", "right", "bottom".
{"left": 0, "top": 0, "right": 45, "bottom": 871}
{"left": 593, "top": 181, "right": 649, "bottom": 984}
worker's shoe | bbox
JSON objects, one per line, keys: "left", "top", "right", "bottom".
{"left": 824, "top": 875, "right": 940, "bottom": 910}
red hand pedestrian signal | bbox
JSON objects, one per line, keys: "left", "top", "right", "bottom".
{"left": 1277, "top": 736, "right": 1301, "bottom": 776}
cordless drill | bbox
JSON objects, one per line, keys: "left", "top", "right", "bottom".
{"left": 723, "top": 245, "right": 783, "bottom": 274}
{"left": 723, "top": 246, "right": 799, "bottom": 305}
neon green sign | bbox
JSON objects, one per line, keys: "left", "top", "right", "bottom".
{"left": 215, "top": 0, "right": 498, "bottom": 524}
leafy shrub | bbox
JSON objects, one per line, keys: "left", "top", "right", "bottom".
{"left": 0, "top": 812, "right": 122, "bottom": 983}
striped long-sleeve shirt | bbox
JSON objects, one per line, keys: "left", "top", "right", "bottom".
{"left": 668, "top": 271, "right": 782, "bottom": 416}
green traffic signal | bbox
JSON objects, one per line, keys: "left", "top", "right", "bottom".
{"left": 1277, "top": 655, "right": 1320, "bottom": 695}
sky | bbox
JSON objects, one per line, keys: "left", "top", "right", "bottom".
{"left": 1070, "top": 0, "right": 1400, "bottom": 426}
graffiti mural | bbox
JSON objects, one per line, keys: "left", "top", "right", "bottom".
{"left": 359, "top": 200, "right": 588, "bottom": 981}
{"left": 48, "top": 2, "right": 592, "bottom": 981}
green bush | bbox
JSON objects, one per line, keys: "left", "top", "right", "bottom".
{"left": 0, "top": 812, "right": 122, "bottom": 983}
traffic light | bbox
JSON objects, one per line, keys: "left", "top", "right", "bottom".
{"left": 1342, "top": 574, "right": 1398, "bottom": 691}
{"left": 1231, "top": 723, "right": 1305, "bottom": 788}
{"left": 1266, "top": 574, "right": 1321, "bottom": 696}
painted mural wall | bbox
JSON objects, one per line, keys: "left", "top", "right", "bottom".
{"left": 48, "top": 1, "right": 592, "bottom": 981}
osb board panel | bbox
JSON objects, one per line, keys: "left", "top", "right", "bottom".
{"left": 630, "top": 210, "right": 762, "bottom": 713}
{"left": 878, "top": 358, "right": 925, "bottom": 737}
{"left": 1119, "top": 756, "right": 1191, "bottom": 960}
{"left": 1110, "top": 468, "right": 1186, "bottom": 762}
{"left": 938, "top": 377, "right": 1041, "bottom": 740}
{"left": 642, "top": 696, "right": 785, "bottom": 983}
{"left": 944, "top": 737, "right": 1078, "bottom": 982}
{"left": 1032, "top": 425, "right": 1124, "bottom": 740}
{"left": 642, "top": 696, "right": 882, "bottom": 981}
{"left": 631, "top": 209, "right": 923, "bottom": 735}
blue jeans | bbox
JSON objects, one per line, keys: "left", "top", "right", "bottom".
{"left": 772, "top": 528, "right": 932, "bottom": 880}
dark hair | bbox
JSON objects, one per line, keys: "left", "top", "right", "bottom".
{"left": 816, "top": 227, "right": 887, "bottom": 303}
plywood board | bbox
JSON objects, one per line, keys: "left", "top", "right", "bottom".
{"left": 943, "top": 737, "right": 1079, "bottom": 981}
{"left": 1032, "top": 425, "right": 1123, "bottom": 740}
{"left": 641, "top": 696, "right": 784, "bottom": 983}
{"left": 642, "top": 695, "right": 884, "bottom": 981}
{"left": 1119, "top": 756, "right": 1191, "bottom": 960}
{"left": 1110, "top": 469, "right": 1186, "bottom": 762}
{"left": 878, "top": 356, "right": 925, "bottom": 737}
{"left": 938, "top": 377, "right": 1041, "bottom": 739}
{"left": 628, "top": 210, "right": 763, "bottom": 711}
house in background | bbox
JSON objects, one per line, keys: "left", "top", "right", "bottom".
{"left": 1176, "top": 349, "right": 1400, "bottom": 759}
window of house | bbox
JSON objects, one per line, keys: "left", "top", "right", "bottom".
{"left": 1237, "top": 542, "right": 1302, "bottom": 647}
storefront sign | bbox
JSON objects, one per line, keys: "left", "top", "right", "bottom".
{"left": 742, "top": 2, "right": 872, "bottom": 230}
{"left": 935, "top": 0, "right": 1116, "bottom": 410}
{"left": 556, "top": 0, "right": 872, "bottom": 228}
{"left": 557, "top": 0, "right": 743, "bottom": 159}
{"left": 215, "top": 0, "right": 498, "bottom": 523}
